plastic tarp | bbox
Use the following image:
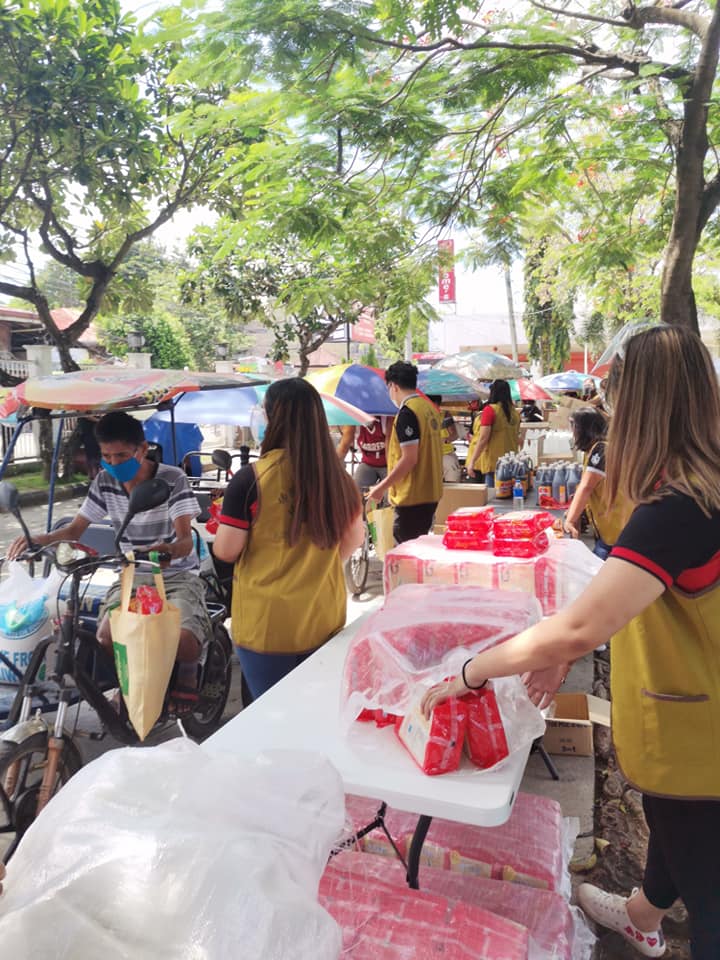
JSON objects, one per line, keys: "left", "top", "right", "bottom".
{"left": 383, "top": 536, "right": 604, "bottom": 617}
{"left": 0, "top": 740, "right": 344, "bottom": 960}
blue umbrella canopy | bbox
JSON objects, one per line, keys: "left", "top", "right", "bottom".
{"left": 305, "top": 364, "right": 397, "bottom": 416}
{"left": 536, "top": 370, "right": 597, "bottom": 393}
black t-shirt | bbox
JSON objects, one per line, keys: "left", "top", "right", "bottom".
{"left": 585, "top": 441, "right": 606, "bottom": 475}
{"left": 611, "top": 490, "right": 720, "bottom": 593}
{"left": 395, "top": 404, "right": 421, "bottom": 445}
{"left": 218, "top": 464, "right": 258, "bottom": 530}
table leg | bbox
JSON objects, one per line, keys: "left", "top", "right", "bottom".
{"left": 406, "top": 814, "right": 432, "bottom": 890}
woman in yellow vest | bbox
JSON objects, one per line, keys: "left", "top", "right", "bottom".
{"left": 466, "top": 379, "right": 520, "bottom": 486}
{"left": 563, "top": 408, "right": 628, "bottom": 559}
{"left": 422, "top": 326, "right": 720, "bottom": 959}
{"left": 213, "top": 379, "right": 363, "bottom": 701}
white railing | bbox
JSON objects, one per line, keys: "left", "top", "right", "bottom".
{"left": 0, "top": 357, "right": 30, "bottom": 379}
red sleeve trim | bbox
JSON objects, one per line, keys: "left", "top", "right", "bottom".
{"left": 218, "top": 514, "right": 250, "bottom": 530}
{"left": 610, "top": 546, "right": 673, "bottom": 588}
{"left": 480, "top": 406, "right": 495, "bottom": 426}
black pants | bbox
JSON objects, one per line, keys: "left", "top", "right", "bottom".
{"left": 394, "top": 502, "right": 437, "bottom": 544}
{"left": 642, "top": 794, "right": 720, "bottom": 959}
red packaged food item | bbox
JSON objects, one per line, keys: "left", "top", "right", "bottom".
{"left": 396, "top": 696, "right": 468, "bottom": 775}
{"left": 441, "top": 529, "right": 492, "bottom": 551}
{"left": 134, "top": 584, "right": 164, "bottom": 614}
{"left": 492, "top": 510, "right": 554, "bottom": 540}
{"left": 493, "top": 532, "right": 550, "bottom": 558}
{"left": 462, "top": 684, "right": 509, "bottom": 769}
{"left": 445, "top": 505, "right": 495, "bottom": 531}
{"left": 356, "top": 708, "right": 401, "bottom": 728}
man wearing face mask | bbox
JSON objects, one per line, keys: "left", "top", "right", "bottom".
{"left": 8, "top": 411, "right": 210, "bottom": 708}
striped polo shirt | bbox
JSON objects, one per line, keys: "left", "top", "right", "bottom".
{"left": 79, "top": 462, "right": 201, "bottom": 575}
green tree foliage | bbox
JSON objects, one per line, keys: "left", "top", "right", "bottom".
{"left": 194, "top": 0, "right": 720, "bottom": 333}
{"left": 523, "top": 239, "right": 572, "bottom": 373}
{"left": 95, "top": 241, "right": 250, "bottom": 369}
{"left": 0, "top": 0, "right": 257, "bottom": 370}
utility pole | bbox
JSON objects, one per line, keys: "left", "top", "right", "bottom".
{"left": 504, "top": 264, "right": 519, "bottom": 363}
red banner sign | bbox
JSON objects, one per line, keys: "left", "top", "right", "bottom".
{"left": 438, "top": 239, "right": 456, "bottom": 303}
{"left": 351, "top": 310, "right": 375, "bottom": 343}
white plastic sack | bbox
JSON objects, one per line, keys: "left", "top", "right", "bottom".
{"left": 0, "top": 739, "right": 345, "bottom": 960}
{"left": 0, "top": 562, "right": 63, "bottom": 683}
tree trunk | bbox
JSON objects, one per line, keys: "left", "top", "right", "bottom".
{"left": 659, "top": 6, "right": 720, "bottom": 334}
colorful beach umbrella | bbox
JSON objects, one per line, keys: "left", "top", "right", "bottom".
{"left": 150, "top": 382, "right": 373, "bottom": 428}
{"left": 305, "top": 364, "right": 396, "bottom": 416}
{"left": 4, "top": 368, "right": 268, "bottom": 414}
{"left": 435, "top": 350, "right": 524, "bottom": 381}
{"left": 508, "top": 379, "right": 551, "bottom": 402}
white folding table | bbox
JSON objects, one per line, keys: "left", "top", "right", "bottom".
{"left": 206, "top": 609, "right": 530, "bottom": 887}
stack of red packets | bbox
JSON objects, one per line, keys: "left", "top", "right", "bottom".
{"left": 442, "top": 506, "right": 555, "bottom": 559}
{"left": 442, "top": 505, "right": 495, "bottom": 550}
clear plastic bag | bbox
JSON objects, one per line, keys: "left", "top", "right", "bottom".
{"left": 342, "top": 584, "right": 541, "bottom": 729}
{"left": 0, "top": 562, "right": 63, "bottom": 683}
{"left": 0, "top": 740, "right": 344, "bottom": 960}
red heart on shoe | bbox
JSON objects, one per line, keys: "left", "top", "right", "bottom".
{"left": 647, "top": 938, "right": 658, "bottom": 947}
{"left": 624, "top": 926, "right": 635, "bottom": 937}
{"left": 635, "top": 931, "right": 645, "bottom": 942}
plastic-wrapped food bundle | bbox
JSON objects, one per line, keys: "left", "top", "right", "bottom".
{"left": 442, "top": 528, "right": 493, "bottom": 550}
{"left": 0, "top": 741, "right": 344, "bottom": 960}
{"left": 325, "top": 851, "right": 595, "bottom": 960}
{"left": 320, "top": 864, "right": 530, "bottom": 959}
{"left": 383, "top": 535, "right": 603, "bottom": 616}
{"left": 493, "top": 532, "right": 551, "bottom": 558}
{"left": 492, "top": 511, "right": 555, "bottom": 540}
{"left": 445, "top": 505, "right": 495, "bottom": 530}
{"left": 463, "top": 684, "right": 509, "bottom": 769}
{"left": 341, "top": 583, "right": 541, "bottom": 727}
{"left": 342, "top": 791, "right": 574, "bottom": 897}
{"left": 396, "top": 695, "right": 468, "bottom": 775}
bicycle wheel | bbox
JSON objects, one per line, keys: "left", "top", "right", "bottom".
{"left": 181, "top": 623, "right": 233, "bottom": 741}
{"left": 0, "top": 732, "right": 82, "bottom": 860}
{"left": 345, "top": 526, "right": 370, "bottom": 596}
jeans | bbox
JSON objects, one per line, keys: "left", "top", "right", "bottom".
{"left": 593, "top": 538, "right": 611, "bottom": 561}
{"left": 235, "top": 646, "right": 315, "bottom": 701}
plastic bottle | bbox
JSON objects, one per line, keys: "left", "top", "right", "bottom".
{"left": 566, "top": 462, "right": 579, "bottom": 500}
{"left": 513, "top": 478, "right": 524, "bottom": 510}
{"left": 552, "top": 463, "right": 568, "bottom": 505}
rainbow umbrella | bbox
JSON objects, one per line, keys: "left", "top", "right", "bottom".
{"left": 7, "top": 368, "right": 267, "bottom": 413}
{"left": 305, "top": 364, "right": 396, "bottom": 416}
{"left": 508, "top": 379, "right": 551, "bottom": 402}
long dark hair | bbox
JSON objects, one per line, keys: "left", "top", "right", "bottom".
{"left": 488, "top": 379, "right": 514, "bottom": 421}
{"left": 569, "top": 408, "right": 607, "bottom": 452}
{"left": 261, "top": 378, "right": 361, "bottom": 548}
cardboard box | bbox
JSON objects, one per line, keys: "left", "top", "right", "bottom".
{"left": 435, "top": 483, "right": 488, "bottom": 526}
{"left": 542, "top": 692, "right": 611, "bottom": 757}
{"left": 432, "top": 523, "right": 446, "bottom": 536}
{"left": 547, "top": 396, "right": 589, "bottom": 431}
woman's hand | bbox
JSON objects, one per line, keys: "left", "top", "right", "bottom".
{"left": 521, "top": 664, "right": 568, "bottom": 709}
{"left": 563, "top": 518, "right": 580, "bottom": 538}
{"left": 421, "top": 676, "right": 466, "bottom": 719}
{"left": 466, "top": 464, "right": 476, "bottom": 478}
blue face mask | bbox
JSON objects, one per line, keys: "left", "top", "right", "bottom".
{"left": 101, "top": 455, "right": 142, "bottom": 483}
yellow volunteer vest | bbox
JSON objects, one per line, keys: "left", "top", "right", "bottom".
{"left": 468, "top": 403, "right": 519, "bottom": 475}
{"left": 441, "top": 422, "right": 454, "bottom": 455}
{"left": 583, "top": 443, "right": 627, "bottom": 546}
{"left": 231, "top": 449, "right": 346, "bottom": 654}
{"left": 611, "top": 581, "right": 720, "bottom": 797}
{"left": 387, "top": 395, "right": 443, "bottom": 507}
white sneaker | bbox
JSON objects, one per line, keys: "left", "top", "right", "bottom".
{"left": 577, "top": 884, "right": 666, "bottom": 957}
